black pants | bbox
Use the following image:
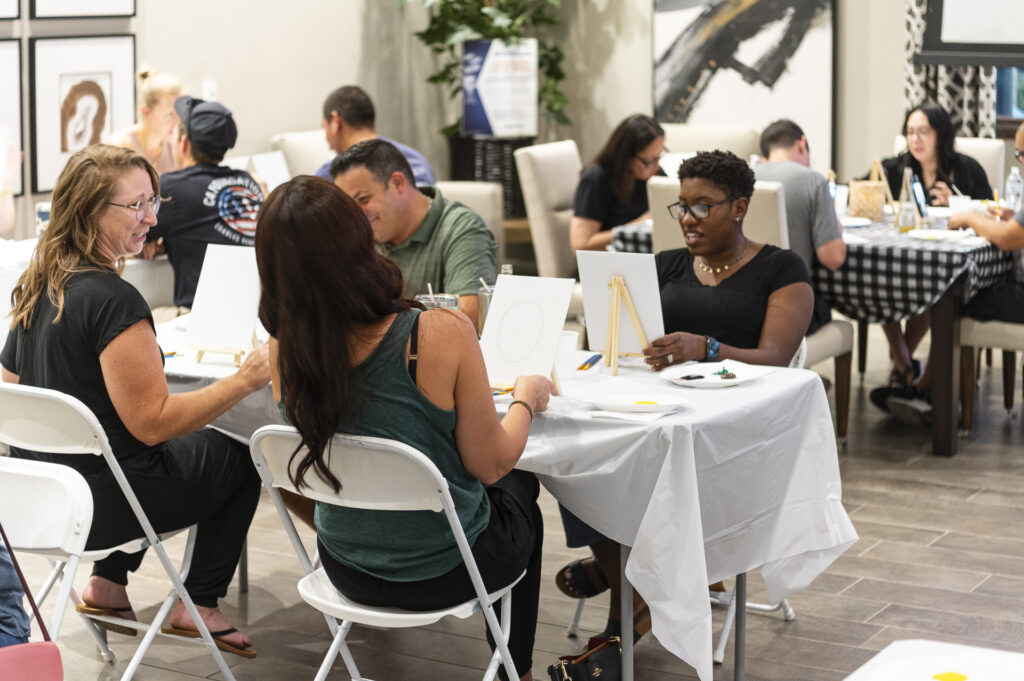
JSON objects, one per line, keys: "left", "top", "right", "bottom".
{"left": 81, "top": 430, "right": 260, "bottom": 607}
{"left": 964, "top": 280, "right": 1024, "bottom": 324}
{"left": 319, "top": 469, "right": 543, "bottom": 681}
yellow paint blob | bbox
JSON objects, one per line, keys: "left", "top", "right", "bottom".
{"left": 635, "top": 401, "right": 657, "bottom": 405}
{"left": 933, "top": 673, "right": 967, "bottom": 681}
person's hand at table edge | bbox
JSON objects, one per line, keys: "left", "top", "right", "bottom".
{"left": 237, "top": 342, "right": 271, "bottom": 392}
{"left": 511, "top": 374, "right": 556, "bottom": 416}
{"left": 643, "top": 332, "right": 706, "bottom": 371}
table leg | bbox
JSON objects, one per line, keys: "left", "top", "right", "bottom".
{"left": 930, "top": 285, "right": 961, "bottom": 457}
{"left": 857, "top": 319, "right": 869, "bottom": 379}
{"left": 621, "top": 545, "right": 633, "bottom": 681}
{"left": 734, "top": 572, "right": 746, "bottom": 681}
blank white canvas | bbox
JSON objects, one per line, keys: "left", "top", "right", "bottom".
{"left": 222, "top": 156, "right": 251, "bottom": 171}
{"left": 251, "top": 150, "right": 291, "bottom": 192}
{"left": 480, "top": 274, "right": 575, "bottom": 387}
{"left": 186, "top": 245, "right": 261, "bottom": 355}
{"left": 0, "top": 43, "right": 21, "bottom": 195}
{"left": 577, "top": 251, "right": 665, "bottom": 355}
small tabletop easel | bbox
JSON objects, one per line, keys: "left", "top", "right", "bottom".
{"left": 194, "top": 331, "right": 259, "bottom": 368}
{"left": 604, "top": 275, "right": 648, "bottom": 376}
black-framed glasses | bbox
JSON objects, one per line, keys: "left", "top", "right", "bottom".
{"left": 1015, "top": 149, "right": 1024, "bottom": 163}
{"left": 108, "top": 195, "right": 161, "bottom": 221}
{"left": 667, "top": 197, "right": 736, "bottom": 221}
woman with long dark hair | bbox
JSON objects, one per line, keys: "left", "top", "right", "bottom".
{"left": 880, "top": 101, "right": 991, "bottom": 207}
{"left": 570, "top": 114, "right": 665, "bottom": 252}
{"left": 869, "top": 102, "right": 992, "bottom": 414}
{"left": 255, "top": 176, "right": 554, "bottom": 681}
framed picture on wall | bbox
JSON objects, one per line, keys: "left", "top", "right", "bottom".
{"left": 0, "top": 0, "right": 19, "bottom": 19}
{"left": 30, "top": 35, "right": 135, "bottom": 193}
{"left": 0, "top": 39, "right": 23, "bottom": 196}
{"left": 653, "top": 0, "right": 835, "bottom": 173}
{"left": 31, "top": 0, "right": 135, "bottom": 19}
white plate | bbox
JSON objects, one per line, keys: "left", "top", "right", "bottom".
{"left": 839, "top": 215, "right": 872, "bottom": 228}
{"left": 661, "top": 361, "right": 772, "bottom": 389}
{"left": 904, "top": 228, "right": 975, "bottom": 241}
{"left": 588, "top": 393, "right": 687, "bottom": 413}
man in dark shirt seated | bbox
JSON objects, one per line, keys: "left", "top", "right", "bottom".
{"left": 144, "top": 96, "right": 264, "bottom": 315}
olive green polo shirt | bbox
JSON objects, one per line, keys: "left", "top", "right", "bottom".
{"left": 378, "top": 186, "right": 498, "bottom": 298}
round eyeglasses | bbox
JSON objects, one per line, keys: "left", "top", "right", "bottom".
{"left": 667, "top": 197, "right": 736, "bottom": 221}
{"left": 107, "top": 195, "right": 161, "bottom": 221}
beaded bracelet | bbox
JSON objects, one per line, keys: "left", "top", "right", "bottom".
{"left": 509, "top": 399, "right": 534, "bottom": 421}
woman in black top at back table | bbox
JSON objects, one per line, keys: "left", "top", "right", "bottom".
{"left": 868, "top": 102, "right": 992, "bottom": 404}
{"left": 555, "top": 151, "right": 814, "bottom": 645}
{"left": 570, "top": 114, "right": 665, "bottom": 252}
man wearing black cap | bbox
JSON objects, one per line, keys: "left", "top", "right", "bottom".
{"left": 145, "top": 95, "right": 264, "bottom": 311}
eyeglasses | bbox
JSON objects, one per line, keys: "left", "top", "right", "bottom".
{"left": 108, "top": 195, "right": 161, "bottom": 221}
{"left": 635, "top": 151, "right": 664, "bottom": 169}
{"left": 667, "top": 197, "right": 736, "bottom": 221}
{"left": 1015, "top": 149, "right": 1024, "bottom": 163}
{"left": 905, "top": 126, "right": 934, "bottom": 139}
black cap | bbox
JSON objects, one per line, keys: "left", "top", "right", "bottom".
{"left": 174, "top": 95, "right": 238, "bottom": 157}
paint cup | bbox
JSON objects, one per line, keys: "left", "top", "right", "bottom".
{"left": 555, "top": 330, "right": 581, "bottom": 377}
{"left": 948, "top": 195, "right": 973, "bottom": 218}
{"left": 414, "top": 293, "right": 458, "bottom": 311}
{"left": 477, "top": 285, "right": 494, "bottom": 335}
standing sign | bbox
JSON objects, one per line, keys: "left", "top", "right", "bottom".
{"left": 462, "top": 38, "right": 538, "bottom": 138}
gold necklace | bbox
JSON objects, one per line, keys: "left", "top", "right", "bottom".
{"left": 698, "top": 241, "right": 748, "bottom": 274}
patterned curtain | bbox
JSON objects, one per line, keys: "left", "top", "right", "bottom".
{"left": 904, "top": 0, "right": 997, "bottom": 137}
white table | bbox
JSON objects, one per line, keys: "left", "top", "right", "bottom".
{"left": 156, "top": 320, "right": 857, "bottom": 681}
{"left": 0, "top": 237, "right": 175, "bottom": 322}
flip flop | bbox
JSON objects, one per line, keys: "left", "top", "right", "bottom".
{"left": 161, "top": 625, "right": 258, "bottom": 659}
{"left": 555, "top": 558, "right": 610, "bottom": 599}
{"left": 75, "top": 604, "right": 137, "bottom": 637}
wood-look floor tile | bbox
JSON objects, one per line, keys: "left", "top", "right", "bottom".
{"left": 860, "top": 538, "right": 1024, "bottom": 579}
{"left": 867, "top": 603, "right": 1024, "bottom": 646}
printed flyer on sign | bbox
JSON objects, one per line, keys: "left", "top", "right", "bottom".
{"left": 462, "top": 38, "right": 538, "bottom": 138}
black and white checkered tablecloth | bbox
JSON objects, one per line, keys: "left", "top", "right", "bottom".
{"left": 610, "top": 219, "right": 654, "bottom": 253}
{"left": 813, "top": 224, "right": 1014, "bottom": 323}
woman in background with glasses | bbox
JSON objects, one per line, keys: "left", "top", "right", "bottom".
{"left": 569, "top": 114, "right": 665, "bottom": 252}
{"left": 0, "top": 144, "right": 268, "bottom": 657}
{"left": 556, "top": 150, "right": 813, "bottom": 647}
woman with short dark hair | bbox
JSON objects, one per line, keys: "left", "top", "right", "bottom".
{"left": 255, "top": 175, "right": 554, "bottom": 681}
{"left": 557, "top": 150, "right": 814, "bottom": 646}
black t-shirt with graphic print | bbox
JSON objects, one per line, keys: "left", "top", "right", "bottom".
{"left": 149, "top": 163, "right": 264, "bottom": 307}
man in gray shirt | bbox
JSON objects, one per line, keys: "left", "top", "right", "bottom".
{"left": 755, "top": 119, "right": 846, "bottom": 334}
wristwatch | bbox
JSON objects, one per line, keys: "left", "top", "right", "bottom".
{"left": 704, "top": 336, "right": 720, "bottom": 361}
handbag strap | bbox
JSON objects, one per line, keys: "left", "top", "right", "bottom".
{"left": 0, "top": 520, "right": 51, "bottom": 642}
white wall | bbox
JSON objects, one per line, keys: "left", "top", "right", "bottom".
{"left": 4, "top": 0, "right": 908, "bottom": 238}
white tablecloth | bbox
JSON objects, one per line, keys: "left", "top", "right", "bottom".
{"left": 156, "top": 319, "right": 857, "bottom": 681}
{"left": 0, "top": 237, "right": 175, "bottom": 323}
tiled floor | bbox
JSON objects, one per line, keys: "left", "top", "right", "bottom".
{"left": 13, "top": 321, "right": 1024, "bottom": 680}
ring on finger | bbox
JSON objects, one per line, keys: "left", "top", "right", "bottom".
{"left": 666, "top": 352, "right": 674, "bottom": 364}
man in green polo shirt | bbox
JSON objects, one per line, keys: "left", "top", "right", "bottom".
{"left": 331, "top": 139, "right": 497, "bottom": 332}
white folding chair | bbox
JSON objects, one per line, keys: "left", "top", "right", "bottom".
{"left": 0, "top": 382, "right": 240, "bottom": 681}
{"left": 249, "top": 424, "right": 522, "bottom": 681}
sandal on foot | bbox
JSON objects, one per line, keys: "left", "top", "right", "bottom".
{"left": 161, "top": 625, "right": 258, "bottom": 659}
{"left": 75, "top": 604, "right": 137, "bottom": 637}
{"left": 555, "top": 558, "right": 609, "bottom": 599}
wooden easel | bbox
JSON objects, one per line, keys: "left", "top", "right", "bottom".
{"left": 193, "top": 331, "right": 259, "bottom": 368}
{"left": 604, "top": 276, "right": 648, "bottom": 376}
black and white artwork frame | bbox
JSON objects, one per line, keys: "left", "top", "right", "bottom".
{"left": 31, "top": 0, "right": 135, "bottom": 19}
{"left": 653, "top": 0, "right": 836, "bottom": 173}
{"left": 0, "top": 38, "right": 23, "bottom": 196}
{"left": 30, "top": 34, "right": 135, "bottom": 193}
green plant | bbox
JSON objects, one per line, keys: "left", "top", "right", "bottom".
{"left": 399, "top": 0, "right": 570, "bottom": 136}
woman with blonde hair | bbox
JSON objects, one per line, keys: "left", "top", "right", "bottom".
{"left": 1, "top": 144, "right": 269, "bottom": 657}
{"left": 106, "top": 68, "right": 182, "bottom": 174}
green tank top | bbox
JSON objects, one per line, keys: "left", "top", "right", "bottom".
{"left": 314, "top": 309, "right": 491, "bottom": 582}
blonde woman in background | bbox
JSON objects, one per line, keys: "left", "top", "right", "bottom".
{"left": 106, "top": 68, "right": 183, "bottom": 175}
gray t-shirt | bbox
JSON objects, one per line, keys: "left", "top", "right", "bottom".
{"left": 754, "top": 161, "right": 841, "bottom": 268}
{"left": 755, "top": 161, "right": 842, "bottom": 334}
